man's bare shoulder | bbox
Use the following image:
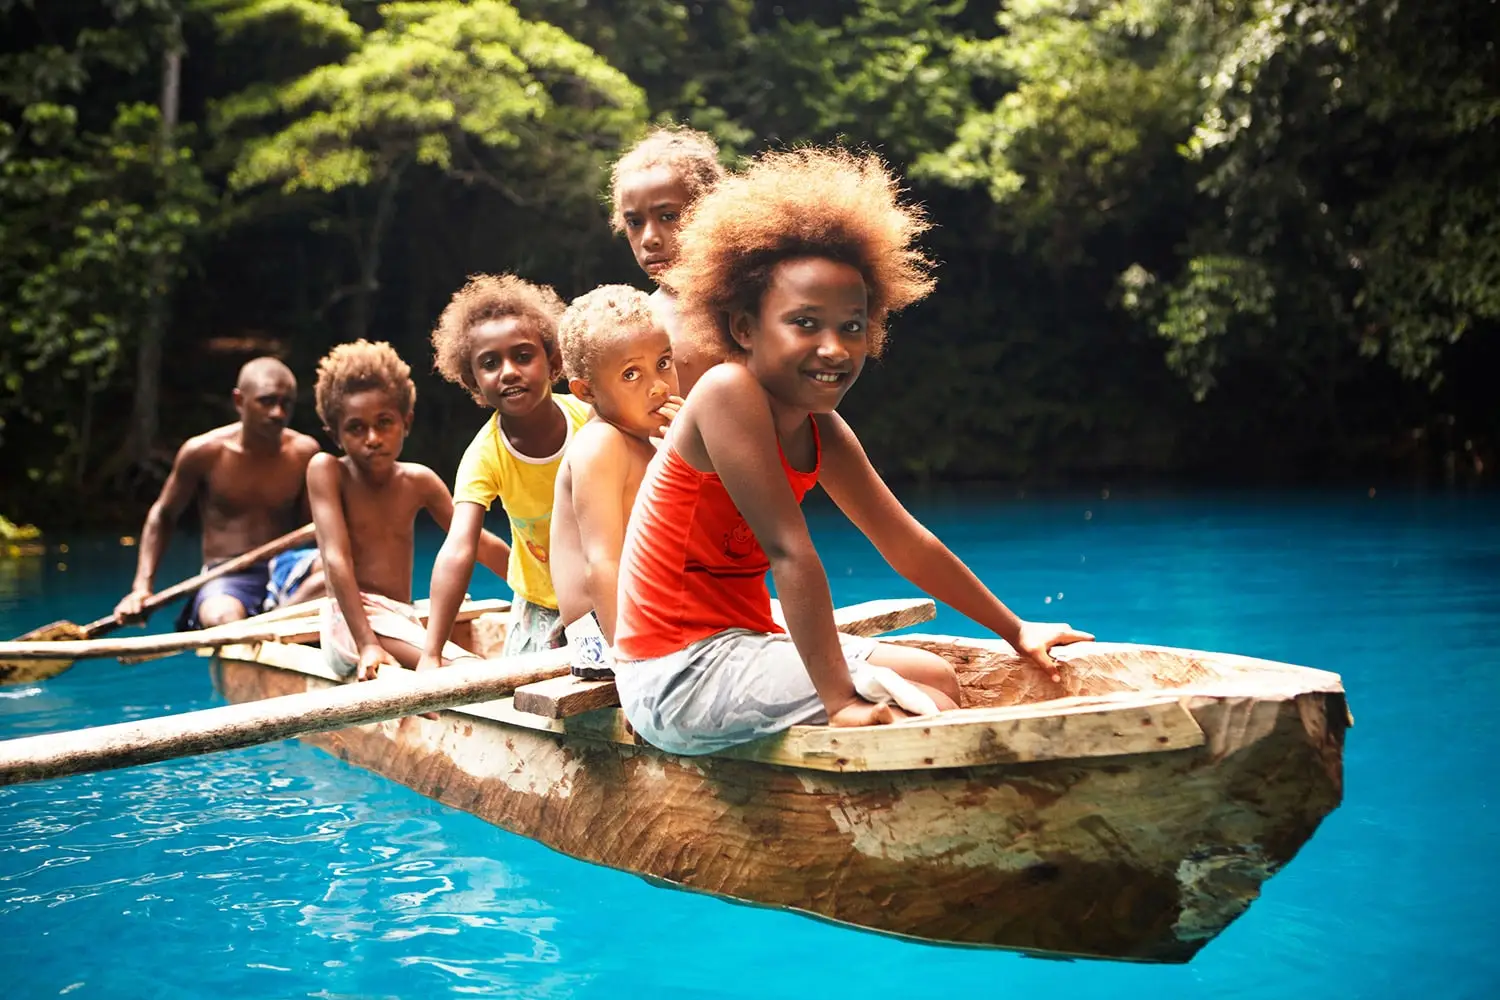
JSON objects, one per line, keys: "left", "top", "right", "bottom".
{"left": 283, "top": 428, "right": 322, "bottom": 459}
{"left": 176, "top": 423, "right": 238, "bottom": 464}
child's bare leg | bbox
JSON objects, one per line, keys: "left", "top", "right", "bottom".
{"left": 865, "top": 642, "right": 961, "bottom": 711}
{"left": 379, "top": 635, "right": 423, "bottom": 670}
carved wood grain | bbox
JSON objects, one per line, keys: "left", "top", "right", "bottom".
{"left": 211, "top": 655, "right": 1346, "bottom": 963}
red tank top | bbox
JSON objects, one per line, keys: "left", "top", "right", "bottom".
{"left": 614, "top": 420, "right": 821, "bottom": 661}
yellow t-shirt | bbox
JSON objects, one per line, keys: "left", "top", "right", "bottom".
{"left": 453, "top": 394, "right": 591, "bottom": 608}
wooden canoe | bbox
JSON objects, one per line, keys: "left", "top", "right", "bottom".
{"left": 209, "top": 600, "right": 1347, "bottom": 964}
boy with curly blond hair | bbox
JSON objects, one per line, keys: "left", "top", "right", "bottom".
{"left": 420, "top": 274, "right": 591, "bottom": 666}
{"left": 549, "top": 284, "right": 682, "bottom": 678}
{"left": 611, "top": 147, "right": 1094, "bottom": 755}
{"left": 611, "top": 124, "right": 727, "bottom": 394}
{"left": 308, "top": 340, "right": 509, "bottom": 680}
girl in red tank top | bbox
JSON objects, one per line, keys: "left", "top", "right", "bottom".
{"left": 613, "top": 147, "right": 1093, "bottom": 755}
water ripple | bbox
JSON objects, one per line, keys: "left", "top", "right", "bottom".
{"left": 3, "top": 504, "right": 1499, "bottom": 998}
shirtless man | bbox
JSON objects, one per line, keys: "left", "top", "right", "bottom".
{"left": 305, "top": 340, "right": 508, "bottom": 680}
{"left": 113, "top": 357, "right": 324, "bottom": 629}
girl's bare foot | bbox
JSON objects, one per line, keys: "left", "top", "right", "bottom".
{"left": 828, "top": 698, "right": 912, "bottom": 728}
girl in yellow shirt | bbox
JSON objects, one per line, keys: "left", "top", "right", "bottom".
{"left": 420, "top": 274, "right": 590, "bottom": 665}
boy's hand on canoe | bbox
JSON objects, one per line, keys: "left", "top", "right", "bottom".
{"left": 1014, "top": 621, "right": 1095, "bottom": 682}
{"left": 357, "top": 644, "right": 399, "bottom": 682}
{"left": 113, "top": 588, "right": 152, "bottom": 625}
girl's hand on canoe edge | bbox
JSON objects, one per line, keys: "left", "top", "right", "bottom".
{"left": 1014, "top": 621, "right": 1095, "bottom": 683}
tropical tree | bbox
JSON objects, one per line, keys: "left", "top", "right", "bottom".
{"left": 0, "top": 0, "right": 208, "bottom": 493}
{"left": 212, "top": 0, "right": 647, "bottom": 338}
{"left": 928, "top": 0, "right": 1500, "bottom": 403}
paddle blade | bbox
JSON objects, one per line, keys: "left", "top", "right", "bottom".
{"left": 14, "top": 620, "right": 87, "bottom": 643}
{"left": 0, "top": 655, "right": 75, "bottom": 685}
{"left": 1, "top": 621, "right": 85, "bottom": 685}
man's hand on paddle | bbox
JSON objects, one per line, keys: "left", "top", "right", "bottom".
{"left": 1014, "top": 621, "right": 1095, "bottom": 682}
{"left": 113, "top": 588, "right": 152, "bottom": 626}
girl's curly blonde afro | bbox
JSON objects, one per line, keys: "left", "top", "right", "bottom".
{"left": 558, "top": 284, "right": 660, "bottom": 383}
{"left": 314, "top": 339, "right": 415, "bottom": 429}
{"left": 431, "top": 273, "right": 565, "bottom": 405}
{"left": 660, "top": 147, "right": 934, "bottom": 360}
{"left": 610, "top": 125, "right": 725, "bottom": 232}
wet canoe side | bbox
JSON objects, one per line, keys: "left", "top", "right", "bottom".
{"left": 210, "top": 653, "right": 1346, "bottom": 963}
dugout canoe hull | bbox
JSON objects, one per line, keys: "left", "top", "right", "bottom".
{"left": 210, "top": 614, "right": 1347, "bottom": 963}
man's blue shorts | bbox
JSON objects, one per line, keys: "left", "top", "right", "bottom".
{"left": 175, "top": 546, "right": 318, "bottom": 629}
{"left": 267, "top": 547, "right": 319, "bottom": 606}
{"left": 176, "top": 564, "right": 270, "bottom": 630}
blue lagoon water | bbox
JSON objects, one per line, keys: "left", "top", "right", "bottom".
{"left": 2, "top": 492, "right": 1497, "bottom": 998}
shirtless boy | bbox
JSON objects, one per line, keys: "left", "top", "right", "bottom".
{"left": 114, "top": 357, "right": 324, "bottom": 629}
{"left": 550, "top": 286, "right": 682, "bottom": 677}
{"left": 307, "top": 341, "right": 509, "bottom": 680}
{"left": 611, "top": 125, "right": 726, "bottom": 394}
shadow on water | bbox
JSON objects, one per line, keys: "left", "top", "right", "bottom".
{"left": 1, "top": 490, "right": 1498, "bottom": 998}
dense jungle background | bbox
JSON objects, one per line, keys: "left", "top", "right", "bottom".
{"left": 2, "top": 0, "right": 1495, "bottom": 527}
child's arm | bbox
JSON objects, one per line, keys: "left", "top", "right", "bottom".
{"left": 417, "top": 468, "right": 512, "bottom": 579}
{"left": 418, "top": 501, "right": 485, "bottom": 670}
{"left": 570, "top": 432, "right": 633, "bottom": 643}
{"left": 685, "top": 367, "right": 872, "bottom": 724}
{"left": 307, "top": 455, "right": 397, "bottom": 681}
{"left": 816, "top": 413, "right": 1092, "bottom": 678}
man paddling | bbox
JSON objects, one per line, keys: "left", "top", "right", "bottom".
{"left": 114, "top": 357, "right": 325, "bottom": 629}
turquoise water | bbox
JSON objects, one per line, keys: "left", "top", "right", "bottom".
{"left": 1, "top": 492, "right": 1497, "bottom": 998}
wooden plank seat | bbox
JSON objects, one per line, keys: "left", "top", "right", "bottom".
{"left": 267, "top": 597, "right": 511, "bottom": 646}
{"left": 513, "top": 597, "right": 936, "bottom": 720}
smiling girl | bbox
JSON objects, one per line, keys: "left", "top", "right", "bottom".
{"left": 612, "top": 148, "right": 1093, "bottom": 755}
{"left": 420, "top": 274, "right": 591, "bottom": 665}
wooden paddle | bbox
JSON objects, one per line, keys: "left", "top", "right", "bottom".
{"left": 0, "top": 647, "right": 574, "bottom": 785}
{"left": 1, "top": 523, "right": 317, "bottom": 686}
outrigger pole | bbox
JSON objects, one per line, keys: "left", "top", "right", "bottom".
{"left": 0, "top": 648, "right": 572, "bottom": 786}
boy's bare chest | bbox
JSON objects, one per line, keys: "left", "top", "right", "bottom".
{"left": 342, "top": 481, "right": 420, "bottom": 548}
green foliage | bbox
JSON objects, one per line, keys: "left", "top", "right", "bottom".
{"left": 219, "top": 1, "right": 645, "bottom": 200}
{"left": 915, "top": 0, "right": 1197, "bottom": 261}
{"left": 928, "top": 0, "right": 1498, "bottom": 412}
{"left": 0, "top": 0, "right": 208, "bottom": 494}
{"left": 1, "top": 0, "right": 1496, "bottom": 522}
{"left": 1121, "top": 255, "right": 1274, "bottom": 400}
